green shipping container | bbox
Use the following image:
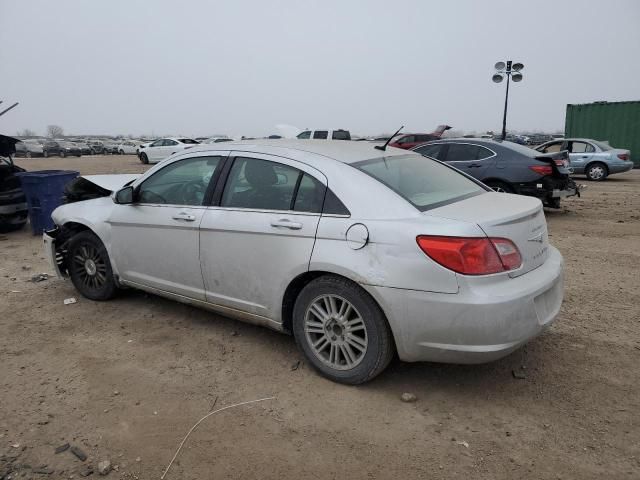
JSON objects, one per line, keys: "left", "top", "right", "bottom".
{"left": 565, "top": 100, "right": 640, "bottom": 167}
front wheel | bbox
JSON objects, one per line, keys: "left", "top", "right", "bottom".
{"left": 586, "top": 162, "right": 608, "bottom": 181}
{"left": 140, "top": 153, "right": 149, "bottom": 164}
{"left": 293, "top": 275, "right": 395, "bottom": 384}
{"left": 43, "top": 150, "right": 49, "bottom": 158}
{"left": 67, "top": 231, "right": 117, "bottom": 301}
{"left": 60, "top": 151, "right": 66, "bottom": 158}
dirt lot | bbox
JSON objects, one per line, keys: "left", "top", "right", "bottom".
{"left": 1, "top": 155, "right": 639, "bottom": 479}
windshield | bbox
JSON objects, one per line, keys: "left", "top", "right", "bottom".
{"left": 353, "top": 154, "right": 487, "bottom": 211}
{"left": 591, "top": 140, "right": 612, "bottom": 151}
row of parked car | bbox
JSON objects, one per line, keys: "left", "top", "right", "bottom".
{"left": 14, "top": 139, "right": 146, "bottom": 158}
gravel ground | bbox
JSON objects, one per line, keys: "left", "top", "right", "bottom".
{"left": 1, "top": 155, "right": 639, "bottom": 479}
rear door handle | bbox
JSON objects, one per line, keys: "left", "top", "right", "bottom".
{"left": 271, "top": 219, "right": 303, "bottom": 230}
{"left": 172, "top": 212, "right": 196, "bottom": 222}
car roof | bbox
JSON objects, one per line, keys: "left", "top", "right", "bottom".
{"left": 178, "top": 139, "right": 410, "bottom": 166}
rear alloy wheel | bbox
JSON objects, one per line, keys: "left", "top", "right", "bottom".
{"left": 586, "top": 162, "right": 608, "bottom": 181}
{"left": 67, "top": 231, "right": 117, "bottom": 301}
{"left": 140, "top": 153, "right": 149, "bottom": 164}
{"left": 293, "top": 275, "right": 394, "bottom": 384}
{"left": 485, "top": 180, "right": 514, "bottom": 193}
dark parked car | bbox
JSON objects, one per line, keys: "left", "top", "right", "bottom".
{"left": 88, "top": 141, "right": 105, "bottom": 155}
{"left": 387, "top": 125, "right": 452, "bottom": 150}
{"left": 73, "top": 141, "right": 94, "bottom": 155}
{"left": 58, "top": 142, "right": 82, "bottom": 157}
{"left": 14, "top": 140, "right": 44, "bottom": 158}
{"left": 103, "top": 141, "right": 119, "bottom": 154}
{"left": 0, "top": 135, "right": 28, "bottom": 232}
{"left": 413, "top": 138, "right": 578, "bottom": 208}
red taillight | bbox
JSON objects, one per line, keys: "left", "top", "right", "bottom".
{"left": 529, "top": 165, "right": 553, "bottom": 176}
{"left": 416, "top": 236, "right": 522, "bottom": 275}
{"left": 617, "top": 153, "right": 629, "bottom": 161}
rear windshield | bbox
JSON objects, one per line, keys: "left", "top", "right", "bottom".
{"left": 353, "top": 154, "right": 487, "bottom": 211}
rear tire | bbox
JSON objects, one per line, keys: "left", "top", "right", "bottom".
{"left": 292, "top": 275, "right": 395, "bottom": 385}
{"left": 43, "top": 150, "right": 49, "bottom": 158}
{"left": 60, "top": 151, "right": 66, "bottom": 158}
{"left": 585, "top": 162, "right": 608, "bottom": 181}
{"left": 26, "top": 152, "right": 32, "bottom": 158}
{"left": 67, "top": 231, "right": 117, "bottom": 301}
{"left": 484, "top": 180, "right": 515, "bottom": 193}
{"left": 140, "top": 153, "right": 149, "bottom": 164}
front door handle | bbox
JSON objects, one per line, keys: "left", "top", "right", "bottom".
{"left": 271, "top": 219, "right": 303, "bottom": 230}
{"left": 172, "top": 212, "right": 196, "bottom": 222}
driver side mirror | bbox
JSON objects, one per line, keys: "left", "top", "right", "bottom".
{"left": 114, "top": 185, "right": 135, "bottom": 204}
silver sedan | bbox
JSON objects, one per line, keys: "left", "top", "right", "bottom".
{"left": 44, "top": 141, "right": 564, "bottom": 384}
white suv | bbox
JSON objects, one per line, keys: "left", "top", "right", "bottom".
{"left": 297, "top": 129, "right": 351, "bottom": 140}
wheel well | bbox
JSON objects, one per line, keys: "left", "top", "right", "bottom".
{"left": 585, "top": 161, "right": 608, "bottom": 173}
{"left": 281, "top": 271, "right": 328, "bottom": 333}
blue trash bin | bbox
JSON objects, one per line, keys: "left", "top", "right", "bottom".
{"left": 15, "top": 170, "right": 79, "bottom": 234}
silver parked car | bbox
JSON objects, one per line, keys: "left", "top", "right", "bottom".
{"left": 43, "top": 141, "right": 564, "bottom": 384}
{"left": 535, "top": 138, "right": 633, "bottom": 181}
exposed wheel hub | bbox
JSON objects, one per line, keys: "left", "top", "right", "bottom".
{"left": 84, "top": 259, "right": 97, "bottom": 276}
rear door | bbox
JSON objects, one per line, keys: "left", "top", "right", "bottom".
{"left": 567, "top": 141, "right": 595, "bottom": 173}
{"left": 109, "top": 153, "right": 227, "bottom": 299}
{"left": 199, "top": 153, "right": 326, "bottom": 321}
{"left": 442, "top": 142, "right": 496, "bottom": 179}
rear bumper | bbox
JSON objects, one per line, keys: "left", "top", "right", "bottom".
{"left": 366, "top": 246, "right": 564, "bottom": 363}
{"left": 608, "top": 161, "right": 634, "bottom": 174}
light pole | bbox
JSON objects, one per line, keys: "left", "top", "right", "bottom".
{"left": 492, "top": 61, "right": 524, "bottom": 140}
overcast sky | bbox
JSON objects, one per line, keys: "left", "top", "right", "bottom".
{"left": 1, "top": 0, "right": 638, "bottom": 137}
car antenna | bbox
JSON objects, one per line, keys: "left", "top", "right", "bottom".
{"left": 375, "top": 125, "right": 403, "bottom": 151}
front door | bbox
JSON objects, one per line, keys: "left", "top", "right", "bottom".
{"left": 109, "top": 154, "right": 226, "bottom": 299}
{"left": 199, "top": 153, "right": 326, "bottom": 322}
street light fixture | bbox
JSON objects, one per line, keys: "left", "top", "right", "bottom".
{"left": 492, "top": 60, "right": 524, "bottom": 140}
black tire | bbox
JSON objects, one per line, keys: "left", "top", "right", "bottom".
{"left": 67, "top": 231, "right": 117, "bottom": 301}
{"left": 60, "top": 150, "right": 66, "bottom": 158}
{"left": 484, "top": 180, "right": 515, "bottom": 193}
{"left": 26, "top": 151, "right": 32, "bottom": 158}
{"left": 585, "top": 162, "right": 608, "bottom": 181}
{"left": 545, "top": 197, "right": 561, "bottom": 209}
{"left": 292, "top": 275, "right": 395, "bottom": 385}
{"left": 140, "top": 153, "right": 149, "bottom": 164}
{"left": 119, "top": 150, "right": 124, "bottom": 155}
{"left": 43, "top": 150, "right": 49, "bottom": 158}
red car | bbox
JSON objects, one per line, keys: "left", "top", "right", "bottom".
{"left": 388, "top": 125, "right": 451, "bottom": 150}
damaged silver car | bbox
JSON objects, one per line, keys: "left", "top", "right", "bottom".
{"left": 44, "top": 141, "right": 564, "bottom": 384}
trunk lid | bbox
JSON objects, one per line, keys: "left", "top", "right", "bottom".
{"left": 425, "top": 192, "right": 549, "bottom": 277}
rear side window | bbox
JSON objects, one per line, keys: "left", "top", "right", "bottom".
{"left": 222, "top": 157, "right": 299, "bottom": 211}
{"left": 313, "top": 131, "right": 328, "bottom": 139}
{"left": 323, "top": 189, "right": 350, "bottom": 215}
{"left": 397, "top": 135, "right": 415, "bottom": 144}
{"left": 570, "top": 141, "right": 595, "bottom": 153}
{"left": 332, "top": 130, "right": 351, "bottom": 140}
{"left": 445, "top": 144, "right": 482, "bottom": 162}
{"left": 297, "top": 131, "right": 311, "bottom": 139}
{"left": 293, "top": 174, "right": 325, "bottom": 213}
{"left": 354, "top": 154, "right": 486, "bottom": 211}
{"left": 179, "top": 138, "right": 199, "bottom": 144}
